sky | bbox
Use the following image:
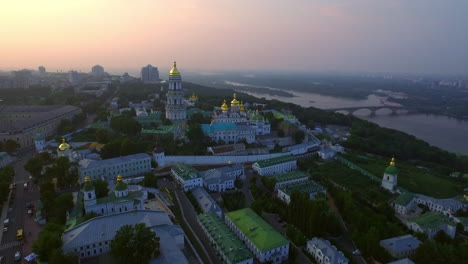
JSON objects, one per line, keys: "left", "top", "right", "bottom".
{"left": 1, "top": 0, "right": 467, "bottom": 75}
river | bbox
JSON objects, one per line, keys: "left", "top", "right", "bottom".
{"left": 239, "top": 89, "right": 468, "bottom": 154}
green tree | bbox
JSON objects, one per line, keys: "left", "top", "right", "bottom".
{"left": 143, "top": 173, "right": 158, "bottom": 188}
{"left": 57, "top": 119, "right": 74, "bottom": 135}
{"left": 93, "top": 179, "right": 109, "bottom": 198}
{"left": 111, "top": 223, "right": 160, "bottom": 264}
{"left": 293, "top": 130, "right": 305, "bottom": 144}
{"left": 5, "top": 139, "right": 19, "bottom": 153}
{"left": 110, "top": 115, "right": 141, "bottom": 136}
{"left": 32, "top": 223, "right": 64, "bottom": 261}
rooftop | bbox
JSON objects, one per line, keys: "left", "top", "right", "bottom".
{"left": 191, "top": 187, "right": 222, "bottom": 215}
{"left": 272, "top": 171, "right": 308, "bottom": 183}
{"left": 225, "top": 208, "right": 288, "bottom": 252}
{"left": 171, "top": 163, "right": 200, "bottom": 181}
{"left": 278, "top": 180, "right": 326, "bottom": 196}
{"left": 141, "top": 125, "right": 180, "bottom": 135}
{"left": 201, "top": 123, "right": 237, "bottom": 134}
{"left": 95, "top": 190, "right": 143, "bottom": 205}
{"left": 254, "top": 155, "right": 296, "bottom": 169}
{"left": 380, "top": 234, "right": 421, "bottom": 255}
{"left": 80, "top": 153, "right": 150, "bottom": 170}
{"left": 307, "top": 237, "right": 348, "bottom": 264}
{"left": 394, "top": 192, "right": 415, "bottom": 206}
{"left": 198, "top": 212, "right": 253, "bottom": 263}
{"left": 411, "top": 212, "right": 454, "bottom": 229}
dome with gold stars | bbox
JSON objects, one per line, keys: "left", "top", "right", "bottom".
{"left": 169, "top": 61, "right": 180, "bottom": 76}
{"left": 231, "top": 93, "right": 239, "bottom": 107}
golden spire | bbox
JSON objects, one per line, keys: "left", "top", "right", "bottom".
{"left": 221, "top": 100, "right": 229, "bottom": 112}
{"left": 58, "top": 138, "right": 71, "bottom": 151}
{"left": 169, "top": 61, "right": 180, "bottom": 76}
{"left": 84, "top": 176, "right": 91, "bottom": 183}
{"left": 389, "top": 157, "right": 396, "bottom": 167}
{"left": 117, "top": 174, "right": 123, "bottom": 183}
{"left": 239, "top": 101, "right": 245, "bottom": 112}
{"left": 231, "top": 93, "right": 239, "bottom": 106}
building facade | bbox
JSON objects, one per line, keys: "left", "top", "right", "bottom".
{"left": 141, "top": 64, "right": 160, "bottom": 83}
{"left": 171, "top": 163, "right": 203, "bottom": 191}
{"left": 306, "top": 237, "right": 348, "bottom": 264}
{"left": 277, "top": 180, "right": 327, "bottom": 204}
{"left": 91, "top": 65, "right": 105, "bottom": 79}
{"left": 78, "top": 153, "right": 152, "bottom": 181}
{"left": 272, "top": 171, "right": 309, "bottom": 190}
{"left": 252, "top": 155, "right": 297, "bottom": 176}
{"left": 192, "top": 187, "right": 223, "bottom": 217}
{"left": 201, "top": 123, "right": 256, "bottom": 144}
{"left": 406, "top": 212, "right": 456, "bottom": 239}
{"left": 225, "top": 208, "right": 289, "bottom": 264}
{"left": 165, "top": 61, "right": 186, "bottom": 125}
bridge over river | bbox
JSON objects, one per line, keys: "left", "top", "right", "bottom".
{"left": 325, "top": 105, "right": 417, "bottom": 116}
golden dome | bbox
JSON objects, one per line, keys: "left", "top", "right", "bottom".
{"left": 389, "top": 157, "right": 396, "bottom": 167}
{"left": 189, "top": 93, "right": 198, "bottom": 100}
{"left": 58, "top": 138, "right": 71, "bottom": 151}
{"left": 84, "top": 176, "right": 91, "bottom": 183}
{"left": 117, "top": 174, "right": 123, "bottom": 183}
{"left": 231, "top": 93, "right": 239, "bottom": 106}
{"left": 239, "top": 101, "right": 245, "bottom": 112}
{"left": 221, "top": 100, "right": 229, "bottom": 112}
{"left": 169, "top": 61, "right": 180, "bottom": 76}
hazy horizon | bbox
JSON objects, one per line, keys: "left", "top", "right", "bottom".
{"left": 1, "top": 0, "right": 468, "bottom": 76}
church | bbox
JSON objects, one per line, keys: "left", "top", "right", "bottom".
{"left": 82, "top": 175, "right": 146, "bottom": 215}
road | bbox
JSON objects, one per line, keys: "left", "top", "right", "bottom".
{"left": 0, "top": 148, "right": 40, "bottom": 263}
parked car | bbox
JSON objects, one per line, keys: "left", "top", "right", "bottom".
{"left": 14, "top": 251, "right": 20, "bottom": 261}
{"left": 0, "top": 255, "right": 4, "bottom": 263}
{"left": 352, "top": 249, "right": 361, "bottom": 256}
{"left": 3, "top": 227, "right": 7, "bottom": 233}
{"left": 3, "top": 219, "right": 9, "bottom": 226}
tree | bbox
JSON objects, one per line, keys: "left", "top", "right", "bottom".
{"left": 110, "top": 115, "right": 141, "bottom": 136}
{"left": 32, "top": 223, "right": 64, "bottom": 261}
{"left": 57, "top": 119, "right": 74, "bottom": 135}
{"left": 111, "top": 223, "right": 160, "bottom": 264}
{"left": 293, "top": 130, "right": 305, "bottom": 144}
{"left": 5, "top": 139, "right": 19, "bottom": 153}
{"left": 93, "top": 179, "right": 109, "bottom": 198}
{"left": 277, "top": 130, "right": 285, "bottom": 137}
{"left": 24, "top": 152, "right": 53, "bottom": 184}
{"left": 143, "top": 173, "right": 158, "bottom": 188}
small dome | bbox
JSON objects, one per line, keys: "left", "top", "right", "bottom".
{"left": 58, "top": 138, "right": 71, "bottom": 151}
{"left": 83, "top": 176, "right": 95, "bottom": 191}
{"left": 231, "top": 93, "right": 239, "bottom": 106}
{"left": 221, "top": 100, "right": 229, "bottom": 112}
{"left": 239, "top": 101, "right": 245, "bottom": 112}
{"left": 385, "top": 157, "right": 398, "bottom": 175}
{"left": 169, "top": 61, "right": 180, "bottom": 76}
{"left": 114, "top": 174, "right": 128, "bottom": 191}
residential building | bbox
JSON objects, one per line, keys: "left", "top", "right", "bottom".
{"left": 208, "top": 143, "right": 246, "bottom": 156}
{"left": 225, "top": 208, "right": 289, "bottom": 263}
{"left": 392, "top": 192, "right": 468, "bottom": 216}
{"left": 91, "top": 65, "right": 105, "bottom": 79}
{"left": 191, "top": 187, "right": 222, "bottom": 217}
{"left": 13, "top": 70, "right": 33, "bottom": 88}
{"left": 171, "top": 163, "right": 203, "bottom": 191}
{"left": 379, "top": 235, "right": 421, "bottom": 259}
{"left": 165, "top": 61, "right": 186, "bottom": 126}
{"left": 200, "top": 167, "right": 236, "bottom": 192}
{"left": 406, "top": 212, "right": 456, "bottom": 239}
{"left": 78, "top": 153, "right": 152, "bottom": 181}
{"left": 68, "top": 70, "right": 79, "bottom": 84}
{"left": 141, "top": 64, "right": 160, "bottom": 83}
{"left": 83, "top": 175, "right": 146, "bottom": 215}
{"left": 252, "top": 155, "right": 297, "bottom": 176}
{"left": 198, "top": 212, "right": 253, "bottom": 264}
{"left": 382, "top": 157, "right": 398, "bottom": 192}
{"left": 277, "top": 180, "right": 327, "bottom": 204}
{"left": 0, "top": 105, "right": 81, "bottom": 149}
{"left": 272, "top": 171, "right": 309, "bottom": 190}
{"left": 38, "top": 66, "right": 46, "bottom": 75}
{"left": 201, "top": 123, "right": 256, "bottom": 144}
{"left": 62, "top": 210, "right": 187, "bottom": 263}
{"left": 0, "top": 152, "right": 12, "bottom": 168}
{"left": 393, "top": 193, "right": 416, "bottom": 214}
{"left": 306, "top": 237, "right": 348, "bottom": 264}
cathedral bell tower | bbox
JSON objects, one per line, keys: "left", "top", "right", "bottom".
{"left": 382, "top": 157, "right": 398, "bottom": 192}
{"left": 165, "top": 61, "right": 187, "bottom": 126}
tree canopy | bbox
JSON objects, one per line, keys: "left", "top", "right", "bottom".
{"left": 111, "top": 223, "right": 160, "bottom": 264}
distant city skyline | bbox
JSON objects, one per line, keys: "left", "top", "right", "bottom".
{"left": 1, "top": 0, "right": 468, "bottom": 75}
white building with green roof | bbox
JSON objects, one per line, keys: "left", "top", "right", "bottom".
{"left": 393, "top": 192, "right": 416, "bottom": 214}
{"left": 406, "top": 212, "right": 456, "bottom": 239}
{"left": 277, "top": 180, "right": 327, "bottom": 204}
{"left": 198, "top": 212, "right": 253, "bottom": 264}
{"left": 272, "top": 171, "right": 309, "bottom": 190}
{"left": 225, "top": 208, "right": 289, "bottom": 263}
{"left": 83, "top": 175, "right": 146, "bottom": 215}
{"left": 252, "top": 155, "right": 297, "bottom": 176}
{"left": 382, "top": 157, "right": 398, "bottom": 192}
{"left": 171, "top": 163, "right": 203, "bottom": 191}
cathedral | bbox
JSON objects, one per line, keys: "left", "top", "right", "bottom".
{"left": 165, "top": 61, "right": 187, "bottom": 126}
{"left": 382, "top": 157, "right": 398, "bottom": 192}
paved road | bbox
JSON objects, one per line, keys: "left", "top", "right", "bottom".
{"left": 0, "top": 148, "right": 40, "bottom": 263}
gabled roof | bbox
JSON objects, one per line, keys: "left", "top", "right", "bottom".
{"left": 253, "top": 155, "right": 296, "bottom": 169}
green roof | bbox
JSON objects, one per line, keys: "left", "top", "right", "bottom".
{"left": 254, "top": 155, "right": 296, "bottom": 169}
{"left": 272, "top": 171, "right": 308, "bottom": 183}
{"left": 411, "top": 212, "right": 454, "bottom": 229}
{"left": 114, "top": 182, "right": 128, "bottom": 191}
{"left": 133, "top": 112, "right": 162, "bottom": 125}
{"left": 278, "top": 180, "right": 326, "bottom": 196}
{"left": 385, "top": 166, "right": 398, "bottom": 175}
{"left": 172, "top": 163, "right": 200, "bottom": 181}
{"left": 198, "top": 212, "right": 253, "bottom": 263}
{"left": 141, "top": 125, "right": 179, "bottom": 135}
{"left": 394, "top": 192, "right": 415, "bottom": 206}
{"left": 187, "top": 108, "right": 212, "bottom": 118}
{"left": 95, "top": 191, "right": 142, "bottom": 205}
{"left": 83, "top": 182, "right": 95, "bottom": 191}
{"left": 272, "top": 111, "right": 296, "bottom": 120}
{"left": 225, "top": 208, "right": 288, "bottom": 252}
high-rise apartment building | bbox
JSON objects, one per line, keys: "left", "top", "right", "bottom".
{"left": 141, "top": 64, "right": 160, "bottom": 83}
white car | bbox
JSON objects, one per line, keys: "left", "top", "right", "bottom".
{"left": 2, "top": 227, "right": 7, "bottom": 233}
{"left": 14, "top": 251, "right": 20, "bottom": 261}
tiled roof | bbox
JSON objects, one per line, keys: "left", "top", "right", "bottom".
{"left": 254, "top": 155, "right": 296, "bottom": 169}
{"left": 278, "top": 180, "right": 326, "bottom": 196}
{"left": 198, "top": 212, "right": 253, "bottom": 263}
{"left": 225, "top": 208, "right": 288, "bottom": 252}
